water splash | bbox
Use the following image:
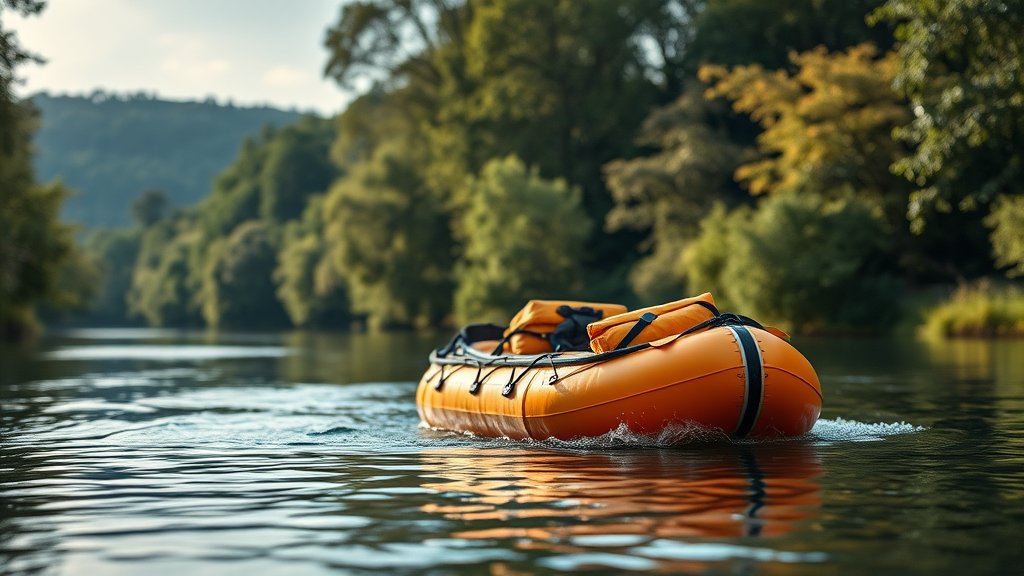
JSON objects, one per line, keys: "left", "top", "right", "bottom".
{"left": 540, "top": 422, "right": 731, "bottom": 450}
{"left": 518, "top": 417, "right": 926, "bottom": 450}
{"left": 805, "top": 417, "right": 926, "bottom": 443}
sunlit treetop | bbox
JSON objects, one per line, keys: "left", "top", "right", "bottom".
{"left": 701, "top": 44, "right": 909, "bottom": 224}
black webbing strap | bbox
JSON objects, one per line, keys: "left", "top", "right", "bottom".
{"left": 489, "top": 328, "right": 549, "bottom": 356}
{"left": 614, "top": 311, "right": 658, "bottom": 350}
{"left": 675, "top": 312, "right": 760, "bottom": 340}
{"left": 692, "top": 300, "right": 721, "bottom": 316}
{"left": 436, "top": 323, "right": 506, "bottom": 358}
{"left": 729, "top": 324, "right": 765, "bottom": 438}
{"left": 502, "top": 353, "right": 554, "bottom": 397}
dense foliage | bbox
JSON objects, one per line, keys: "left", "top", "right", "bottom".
{"left": 685, "top": 195, "right": 899, "bottom": 333}
{"left": 119, "top": 117, "right": 339, "bottom": 329}
{"left": 872, "top": 0, "right": 1024, "bottom": 221}
{"left": 0, "top": 0, "right": 79, "bottom": 340}
{"left": 32, "top": 93, "right": 303, "bottom": 227}
{"left": 921, "top": 280, "right": 1024, "bottom": 338}
{"left": 455, "top": 155, "right": 590, "bottom": 324}
{"left": 51, "top": 0, "right": 1024, "bottom": 335}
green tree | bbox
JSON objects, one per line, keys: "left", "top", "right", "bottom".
{"left": 1, "top": 0, "right": 44, "bottom": 152}
{"left": 985, "top": 195, "right": 1024, "bottom": 277}
{"left": 198, "top": 118, "right": 336, "bottom": 236}
{"left": 131, "top": 189, "right": 168, "bottom": 227}
{"left": 0, "top": 0, "right": 77, "bottom": 339}
{"left": 127, "top": 216, "right": 201, "bottom": 327}
{"left": 605, "top": 0, "right": 902, "bottom": 302}
{"left": 323, "top": 0, "right": 468, "bottom": 92}
{"left": 454, "top": 155, "right": 590, "bottom": 323}
{"left": 702, "top": 44, "right": 909, "bottom": 222}
{"left": 200, "top": 220, "right": 288, "bottom": 328}
{"left": 685, "top": 194, "right": 900, "bottom": 332}
{"left": 448, "top": 0, "right": 702, "bottom": 285}
{"left": 46, "top": 244, "right": 102, "bottom": 315}
{"left": 686, "top": 0, "right": 892, "bottom": 71}
{"left": 200, "top": 133, "right": 269, "bottom": 237}
{"left": 77, "top": 228, "right": 141, "bottom": 324}
{"left": 259, "top": 116, "right": 337, "bottom": 223}
{"left": 603, "top": 86, "right": 747, "bottom": 301}
{"left": 323, "top": 0, "right": 700, "bottom": 276}
{"left": 461, "top": 0, "right": 681, "bottom": 202}
{"left": 872, "top": 0, "right": 1024, "bottom": 226}
{"left": 323, "top": 141, "right": 452, "bottom": 329}
{"left": 275, "top": 195, "right": 350, "bottom": 327}
{"left": 0, "top": 176, "right": 76, "bottom": 338}
{"left": 703, "top": 42, "right": 995, "bottom": 280}
{"left": 119, "top": 114, "right": 339, "bottom": 329}
{"left": 681, "top": 203, "right": 737, "bottom": 307}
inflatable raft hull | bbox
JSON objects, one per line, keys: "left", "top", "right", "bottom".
{"left": 416, "top": 325, "right": 821, "bottom": 441}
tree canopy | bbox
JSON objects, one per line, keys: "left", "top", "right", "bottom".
{"left": 872, "top": 0, "right": 1024, "bottom": 223}
{"left": 49, "top": 0, "right": 1024, "bottom": 335}
{"left": 455, "top": 155, "right": 590, "bottom": 323}
{"left": 1, "top": 0, "right": 78, "bottom": 340}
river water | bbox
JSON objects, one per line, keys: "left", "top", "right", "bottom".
{"left": 1, "top": 329, "right": 1022, "bottom": 574}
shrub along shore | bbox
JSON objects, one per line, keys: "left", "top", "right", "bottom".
{"left": 921, "top": 283, "right": 1024, "bottom": 339}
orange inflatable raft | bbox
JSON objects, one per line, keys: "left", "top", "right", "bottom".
{"left": 416, "top": 298, "right": 822, "bottom": 441}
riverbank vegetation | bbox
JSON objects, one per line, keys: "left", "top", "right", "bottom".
{"left": 922, "top": 282, "right": 1024, "bottom": 339}
{"left": 0, "top": 1, "right": 90, "bottom": 340}
{"left": 8, "top": 0, "right": 1024, "bottom": 340}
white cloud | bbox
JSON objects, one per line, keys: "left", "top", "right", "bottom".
{"left": 156, "top": 32, "right": 206, "bottom": 52}
{"left": 262, "top": 65, "right": 309, "bottom": 88}
{"left": 8, "top": 0, "right": 349, "bottom": 114}
{"left": 161, "top": 57, "right": 231, "bottom": 81}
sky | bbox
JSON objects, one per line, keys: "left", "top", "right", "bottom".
{"left": 7, "top": 0, "right": 352, "bottom": 115}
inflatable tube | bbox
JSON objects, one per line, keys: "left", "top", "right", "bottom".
{"left": 416, "top": 323, "right": 821, "bottom": 441}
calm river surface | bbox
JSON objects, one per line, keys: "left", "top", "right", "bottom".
{"left": 2, "top": 329, "right": 1023, "bottom": 574}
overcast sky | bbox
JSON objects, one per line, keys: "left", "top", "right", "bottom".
{"left": 7, "top": 0, "right": 351, "bottom": 115}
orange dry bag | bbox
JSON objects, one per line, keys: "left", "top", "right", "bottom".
{"left": 587, "top": 293, "right": 719, "bottom": 353}
{"left": 504, "top": 300, "right": 628, "bottom": 354}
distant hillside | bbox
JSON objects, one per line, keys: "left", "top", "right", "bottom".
{"left": 31, "top": 92, "right": 307, "bottom": 227}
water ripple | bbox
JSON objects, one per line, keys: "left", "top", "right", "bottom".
{"left": 3, "top": 333, "right": 1022, "bottom": 575}
{"left": 44, "top": 345, "right": 291, "bottom": 361}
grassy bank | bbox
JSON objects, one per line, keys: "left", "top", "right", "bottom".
{"left": 920, "top": 281, "right": 1024, "bottom": 338}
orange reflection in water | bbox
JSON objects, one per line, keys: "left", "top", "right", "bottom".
{"left": 419, "top": 442, "right": 822, "bottom": 545}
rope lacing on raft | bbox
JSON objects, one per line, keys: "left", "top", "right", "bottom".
{"left": 429, "top": 311, "right": 769, "bottom": 397}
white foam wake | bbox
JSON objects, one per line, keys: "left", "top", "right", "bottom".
{"left": 805, "top": 417, "right": 925, "bottom": 443}
{"left": 529, "top": 417, "right": 925, "bottom": 449}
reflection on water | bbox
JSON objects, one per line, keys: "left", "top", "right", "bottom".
{"left": 1, "top": 330, "right": 1023, "bottom": 574}
{"left": 45, "top": 344, "right": 291, "bottom": 361}
{"left": 420, "top": 444, "right": 822, "bottom": 543}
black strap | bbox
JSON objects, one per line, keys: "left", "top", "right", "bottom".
{"left": 462, "top": 323, "right": 506, "bottom": 343}
{"left": 490, "top": 328, "right": 549, "bottom": 356}
{"left": 730, "top": 324, "right": 764, "bottom": 438}
{"left": 610, "top": 302, "right": 719, "bottom": 351}
{"left": 692, "top": 300, "right": 721, "bottom": 316}
{"left": 614, "top": 312, "right": 658, "bottom": 350}
{"left": 436, "top": 323, "right": 507, "bottom": 358}
{"left": 502, "top": 353, "right": 555, "bottom": 397}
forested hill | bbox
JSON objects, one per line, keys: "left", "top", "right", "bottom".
{"left": 31, "top": 92, "right": 306, "bottom": 228}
